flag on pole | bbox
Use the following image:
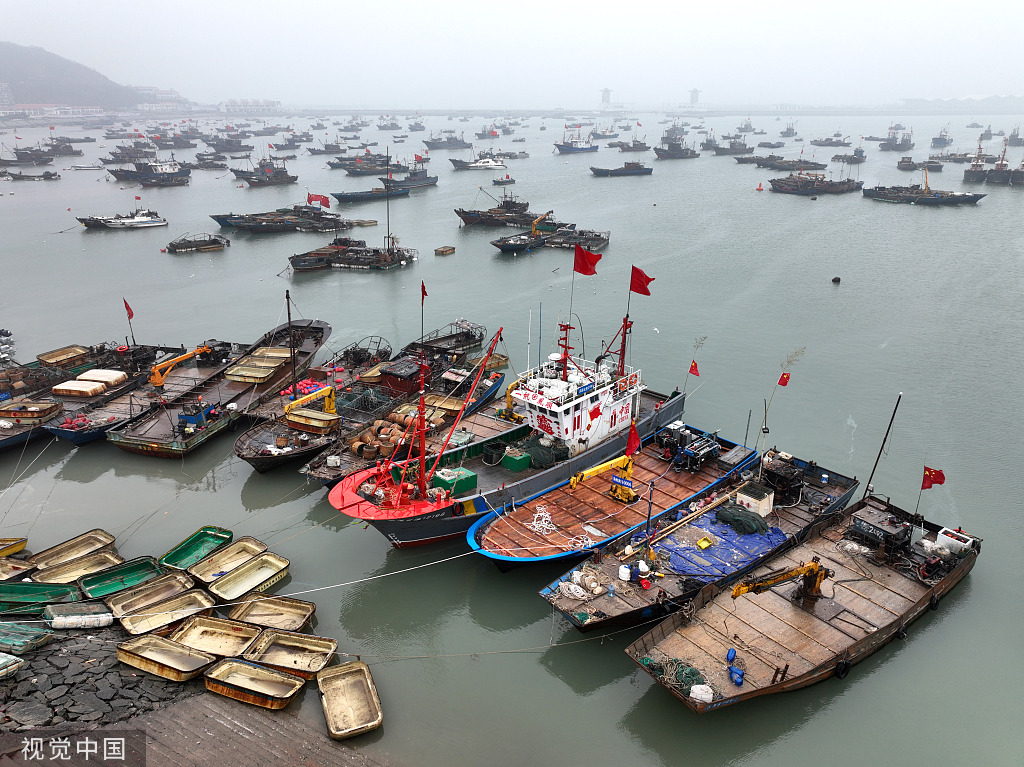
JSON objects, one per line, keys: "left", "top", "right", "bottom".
{"left": 421, "top": 281, "right": 428, "bottom": 306}
{"left": 629, "top": 265, "right": 655, "bottom": 295}
{"left": 123, "top": 298, "right": 134, "bottom": 321}
{"left": 637, "top": 121, "right": 642, "bottom": 127}
{"left": 778, "top": 372, "right": 791, "bottom": 387}
{"left": 306, "top": 192, "right": 330, "bottom": 208}
{"left": 689, "top": 360, "right": 700, "bottom": 377}
{"left": 922, "top": 466, "right": 945, "bottom": 490}
{"left": 573, "top": 243, "right": 601, "bottom": 275}
{"left": 134, "top": 195, "right": 141, "bottom": 200}
{"left": 625, "top": 420, "right": 641, "bottom": 456}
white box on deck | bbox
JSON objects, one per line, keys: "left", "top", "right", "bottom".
{"left": 736, "top": 481, "right": 774, "bottom": 518}
{"left": 77, "top": 369, "right": 128, "bottom": 386}
{"left": 936, "top": 527, "right": 973, "bottom": 554}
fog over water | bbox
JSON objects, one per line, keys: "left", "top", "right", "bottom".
{"left": 4, "top": 0, "right": 1024, "bottom": 109}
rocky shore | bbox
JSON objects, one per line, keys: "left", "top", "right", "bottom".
{"left": 0, "top": 626, "right": 201, "bottom": 733}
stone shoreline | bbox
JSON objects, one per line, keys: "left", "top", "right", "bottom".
{"left": 0, "top": 626, "right": 201, "bottom": 733}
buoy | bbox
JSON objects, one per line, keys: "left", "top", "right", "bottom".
{"left": 810, "top": 196, "right": 817, "bottom": 200}
{"left": 832, "top": 276, "right": 841, "bottom": 284}
{"left": 756, "top": 182, "right": 763, "bottom": 191}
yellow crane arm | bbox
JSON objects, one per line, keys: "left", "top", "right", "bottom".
{"left": 570, "top": 455, "right": 633, "bottom": 490}
{"left": 731, "top": 556, "right": 834, "bottom": 599}
{"left": 149, "top": 345, "right": 212, "bottom": 388}
{"left": 284, "top": 386, "right": 335, "bottom": 414}
{"left": 530, "top": 210, "right": 554, "bottom": 235}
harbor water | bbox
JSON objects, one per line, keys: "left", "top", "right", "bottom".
{"left": 1, "top": 114, "right": 1022, "bottom": 765}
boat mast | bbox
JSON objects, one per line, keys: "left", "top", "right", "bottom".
{"left": 285, "top": 290, "right": 297, "bottom": 397}
{"left": 415, "top": 355, "right": 428, "bottom": 500}
{"left": 384, "top": 149, "right": 392, "bottom": 253}
{"left": 863, "top": 392, "right": 902, "bottom": 499}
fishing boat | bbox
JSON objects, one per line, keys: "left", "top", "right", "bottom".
{"left": 227, "top": 593, "right": 316, "bottom": 631}
{"left": 931, "top": 126, "right": 953, "bottom": 147}
{"left": 493, "top": 175, "right": 516, "bottom": 186}
{"left": 42, "top": 340, "right": 244, "bottom": 446}
{"left": 107, "top": 157, "right": 190, "bottom": 185}
{"left": 380, "top": 163, "right": 437, "bottom": 189}
{"left": 450, "top": 156, "right": 506, "bottom": 170}
{"left": 468, "top": 426, "right": 757, "bottom": 570}
{"left": 985, "top": 139, "right": 1012, "bottom": 184}
{"left": 317, "top": 662, "right": 383, "bottom": 739}
{"left": 626, "top": 493, "right": 980, "bottom": 711}
{"left": 422, "top": 132, "right": 472, "bottom": 150}
{"left": 554, "top": 131, "right": 598, "bottom": 153}
{"left": 768, "top": 173, "right": 864, "bottom": 195}
{"left": 7, "top": 170, "right": 60, "bottom": 181}
{"left": 832, "top": 147, "right": 866, "bottom": 164}
{"left": 542, "top": 448, "right": 859, "bottom": 630}
{"left": 590, "top": 162, "right": 653, "bottom": 177}
{"left": 166, "top": 233, "right": 230, "bottom": 253}
{"left": 0, "top": 399, "right": 64, "bottom": 452}
{"left": 808, "top": 137, "right": 851, "bottom": 147}
{"left": 878, "top": 128, "right": 915, "bottom": 152}
{"left": 862, "top": 180, "right": 985, "bottom": 206}
{"left": 28, "top": 529, "right": 116, "bottom": 570}
{"left": 288, "top": 235, "right": 416, "bottom": 271}
{"left": 491, "top": 231, "right": 548, "bottom": 253}
{"left": 117, "top": 635, "right": 217, "bottom": 682}
{"left": 104, "top": 572, "right": 195, "bottom": 618}
{"left": 0, "top": 539, "right": 27, "bottom": 558}
{"left": 159, "top": 526, "right": 232, "bottom": 570}
{"left": 1010, "top": 157, "right": 1024, "bottom": 186}
{"left": 106, "top": 308, "right": 331, "bottom": 458}
{"left": 653, "top": 141, "right": 700, "bottom": 160}
{"left": 203, "top": 659, "right": 305, "bottom": 709}
{"left": 328, "top": 311, "right": 687, "bottom": 548}
{"left": 169, "top": 616, "right": 262, "bottom": 657}
{"left": 75, "top": 208, "right": 168, "bottom": 229}
{"left": 232, "top": 158, "right": 297, "bottom": 186}
{"left": 712, "top": 139, "right": 754, "bottom": 156}
{"left": 330, "top": 187, "right": 410, "bottom": 204}
{"left": 618, "top": 137, "right": 650, "bottom": 152}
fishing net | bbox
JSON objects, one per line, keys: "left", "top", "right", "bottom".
{"left": 638, "top": 656, "right": 706, "bottom": 694}
{"left": 716, "top": 506, "right": 770, "bottom": 535}
{"left": 516, "top": 434, "right": 569, "bottom": 470}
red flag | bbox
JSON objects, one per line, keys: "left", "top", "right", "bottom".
{"left": 922, "top": 466, "right": 945, "bottom": 490}
{"left": 778, "top": 372, "right": 791, "bottom": 387}
{"left": 307, "top": 192, "right": 330, "bottom": 208}
{"left": 629, "top": 265, "right": 654, "bottom": 295}
{"left": 268, "top": 143, "right": 273, "bottom": 149}
{"left": 49, "top": 126, "right": 54, "bottom": 131}
{"left": 415, "top": 154, "right": 423, "bottom": 162}
{"left": 625, "top": 420, "right": 641, "bottom": 456}
{"left": 123, "top": 298, "right": 134, "bottom": 321}
{"left": 589, "top": 404, "right": 601, "bottom": 422}
{"left": 689, "top": 360, "right": 700, "bottom": 377}
{"left": 421, "top": 281, "right": 428, "bottom": 306}
{"left": 14, "top": 136, "right": 21, "bottom": 140}
{"left": 134, "top": 195, "right": 141, "bottom": 200}
{"left": 573, "top": 243, "right": 601, "bottom": 275}
{"left": 153, "top": 135, "right": 160, "bottom": 140}
{"left": 637, "top": 121, "right": 642, "bottom": 127}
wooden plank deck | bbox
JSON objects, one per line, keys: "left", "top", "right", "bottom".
{"left": 480, "top": 443, "right": 726, "bottom": 559}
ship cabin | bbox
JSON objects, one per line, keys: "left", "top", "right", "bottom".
{"left": 510, "top": 353, "right": 643, "bottom": 455}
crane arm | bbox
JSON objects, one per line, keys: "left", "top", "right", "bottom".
{"left": 570, "top": 455, "right": 633, "bottom": 490}
{"left": 731, "top": 556, "right": 834, "bottom": 599}
{"left": 284, "top": 386, "right": 335, "bottom": 414}
{"left": 149, "top": 345, "right": 212, "bottom": 387}
{"left": 530, "top": 210, "right": 554, "bottom": 235}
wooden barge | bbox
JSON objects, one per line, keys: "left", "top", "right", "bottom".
{"left": 625, "top": 494, "right": 981, "bottom": 711}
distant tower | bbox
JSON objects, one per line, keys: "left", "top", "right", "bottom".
{"left": 600, "top": 88, "right": 612, "bottom": 105}
{"left": 689, "top": 89, "right": 701, "bottom": 106}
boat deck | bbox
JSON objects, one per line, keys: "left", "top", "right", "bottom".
{"left": 479, "top": 441, "right": 749, "bottom": 560}
{"left": 543, "top": 454, "right": 857, "bottom": 627}
{"left": 626, "top": 495, "right": 979, "bottom": 710}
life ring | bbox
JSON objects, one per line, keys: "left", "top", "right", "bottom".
{"left": 835, "top": 660, "right": 850, "bottom": 680}
{"left": 617, "top": 378, "right": 627, "bottom": 394}
{"left": 117, "top": 345, "right": 129, "bottom": 353}
{"left": 627, "top": 373, "right": 638, "bottom": 388}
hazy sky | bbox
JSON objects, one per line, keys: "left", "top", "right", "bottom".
{"left": 3, "top": 0, "right": 1021, "bottom": 109}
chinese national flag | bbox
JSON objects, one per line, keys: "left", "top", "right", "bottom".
{"left": 637, "top": 121, "right": 642, "bottom": 127}
{"left": 123, "top": 298, "right": 134, "bottom": 321}
{"left": 778, "top": 372, "right": 791, "bottom": 387}
{"left": 134, "top": 195, "right": 141, "bottom": 200}
{"left": 421, "top": 281, "right": 428, "bottom": 306}
{"left": 268, "top": 143, "right": 273, "bottom": 149}
{"left": 629, "top": 265, "right": 654, "bottom": 295}
{"left": 415, "top": 154, "right": 423, "bottom": 162}
{"left": 689, "top": 360, "right": 700, "bottom": 377}
{"left": 922, "top": 466, "right": 945, "bottom": 490}
{"left": 625, "top": 420, "right": 641, "bottom": 456}
{"left": 573, "top": 243, "right": 601, "bottom": 275}
{"left": 49, "top": 126, "right": 54, "bottom": 131}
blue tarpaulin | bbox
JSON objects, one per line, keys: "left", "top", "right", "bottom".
{"left": 651, "top": 515, "right": 790, "bottom": 582}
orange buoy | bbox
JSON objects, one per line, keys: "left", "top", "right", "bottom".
{"left": 756, "top": 182, "right": 763, "bottom": 191}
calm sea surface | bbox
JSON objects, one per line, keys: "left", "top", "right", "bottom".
{"left": 1, "top": 114, "right": 1021, "bottom": 766}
